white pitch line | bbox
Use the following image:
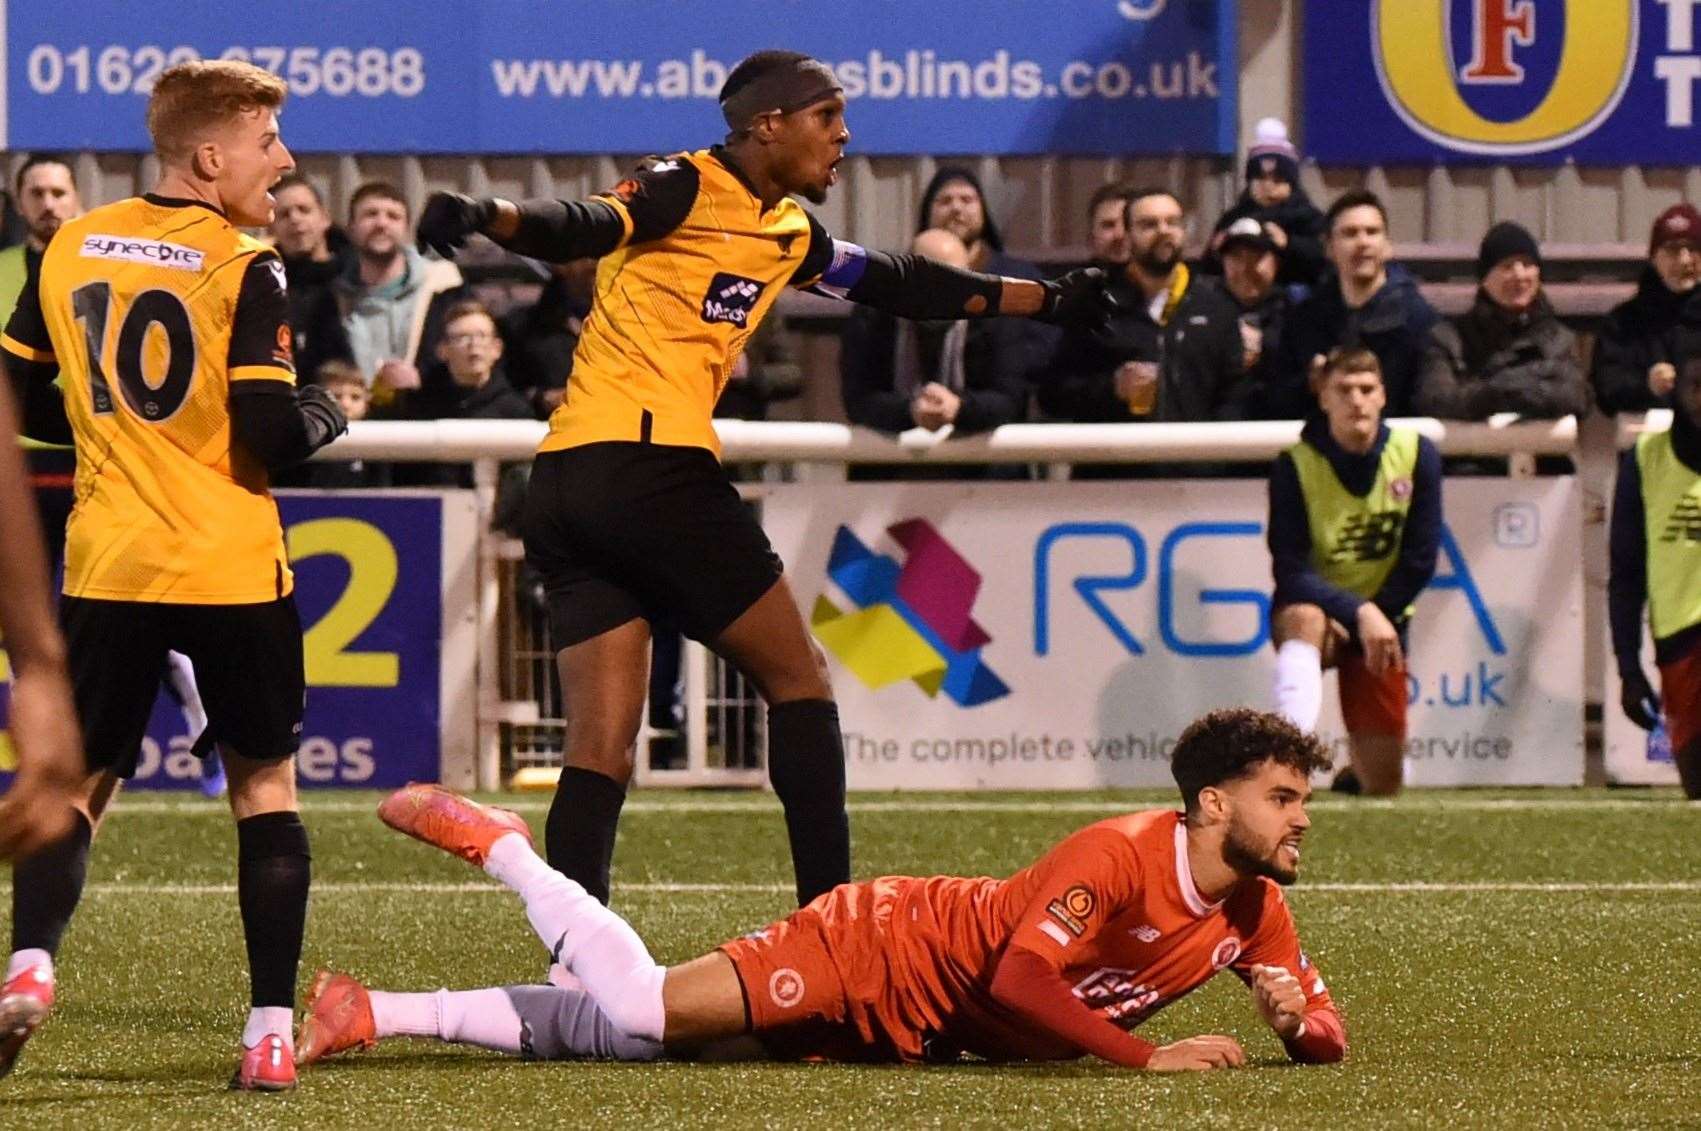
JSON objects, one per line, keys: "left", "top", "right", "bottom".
{"left": 94, "top": 797, "right": 1697, "bottom": 817}
{"left": 10, "top": 880, "right": 1701, "bottom": 897}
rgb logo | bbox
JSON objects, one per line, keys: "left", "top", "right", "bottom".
{"left": 1372, "top": 0, "right": 1637, "bottom": 155}
{"left": 810, "top": 518, "right": 1009, "bottom": 707}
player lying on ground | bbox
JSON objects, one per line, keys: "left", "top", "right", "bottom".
{"left": 299, "top": 709, "right": 1345, "bottom": 1072}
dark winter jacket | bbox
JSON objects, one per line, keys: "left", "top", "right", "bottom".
{"left": 1277, "top": 264, "right": 1440, "bottom": 419}
{"left": 1212, "top": 278, "right": 1307, "bottom": 420}
{"left": 840, "top": 308, "right": 1030, "bottom": 435}
{"left": 1036, "top": 270, "right": 1246, "bottom": 424}
{"left": 1205, "top": 188, "right": 1329, "bottom": 289}
{"left": 1417, "top": 291, "right": 1589, "bottom": 420}
{"left": 1591, "top": 266, "right": 1701, "bottom": 415}
{"left": 281, "top": 226, "right": 356, "bottom": 386}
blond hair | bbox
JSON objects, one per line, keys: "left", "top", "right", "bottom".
{"left": 147, "top": 61, "right": 287, "bottom": 162}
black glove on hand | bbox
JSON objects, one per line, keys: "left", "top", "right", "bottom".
{"left": 1034, "top": 266, "right": 1116, "bottom": 331}
{"left": 297, "top": 383, "right": 350, "bottom": 452}
{"left": 1620, "top": 668, "right": 1662, "bottom": 731}
{"left": 417, "top": 192, "right": 497, "bottom": 258}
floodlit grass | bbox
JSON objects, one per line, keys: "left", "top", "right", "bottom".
{"left": 4, "top": 789, "right": 1698, "bottom": 1128}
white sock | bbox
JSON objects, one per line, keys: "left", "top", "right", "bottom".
{"left": 484, "top": 832, "right": 557, "bottom": 893}
{"left": 369, "top": 989, "right": 444, "bottom": 1039}
{"left": 165, "top": 651, "right": 209, "bottom": 737}
{"left": 242, "top": 1006, "right": 294, "bottom": 1052}
{"left": 437, "top": 987, "right": 524, "bottom": 1053}
{"left": 7, "top": 949, "right": 52, "bottom": 983}
{"left": 1273, "top": 640, "right": 1324, "bottom": 731}
{"left": 481, "top": 837, "right": 666, "bottom": 1043}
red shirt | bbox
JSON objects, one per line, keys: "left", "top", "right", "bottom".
{"left": 887, "top": 810, "right": 1343, "bottom": 1063}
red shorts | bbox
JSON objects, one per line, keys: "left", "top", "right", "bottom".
{"left": 1659, "top": 645, "right": 1701, "bottom": 756}
{"left": 719, "top": 878, "right": 929, "bottom": 1063}
{"left": 1338, "top": 650, "right": 1409, "bottom": 740}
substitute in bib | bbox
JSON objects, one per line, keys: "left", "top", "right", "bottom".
{"left": 1266, "top": 347, "right": 1442, "bottom": 795}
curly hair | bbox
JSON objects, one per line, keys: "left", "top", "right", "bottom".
{"left": 1170, "top": 708, "right": 1332, "bottom": 814}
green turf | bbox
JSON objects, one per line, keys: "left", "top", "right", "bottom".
{"left": 4, "top": 789, "right": 1699, "bottom": 1128}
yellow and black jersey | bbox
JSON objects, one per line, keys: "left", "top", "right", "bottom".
{"left": 541, "top": 148, "right": 834, "bottom": 457}
{"left": 1, "top": 194, "right": 297, "bottom": 603}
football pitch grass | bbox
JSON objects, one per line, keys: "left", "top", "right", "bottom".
{"left": 3, "top": 789, "right": 1699, "bottom": 1128}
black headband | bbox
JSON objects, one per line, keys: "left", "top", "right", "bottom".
{"left": 720, "top": 60, "right": 841, "bottom": 130}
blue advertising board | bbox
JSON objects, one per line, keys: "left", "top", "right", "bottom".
{"left": 3, "top": 0, "right": 1235, "bottom": 155}
{"left": 1306, "top": 1, "right": 1701, "bottom": 165}
{"left": 0, "top": 492, "right": 455, "bottom": 791}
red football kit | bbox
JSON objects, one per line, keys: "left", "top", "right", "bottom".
{"left": 720, "top": 809, "right": 1345, "bottom": 1066}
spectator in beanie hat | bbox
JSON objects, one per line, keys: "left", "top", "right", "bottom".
{"left": 1592, "top": 203, "right": 1701, "bottom": 414}
{"left": 1417, "top": 221, "right": 1588, "bottom": 420}
{"left": 1206, "top": 118, "right": 1327, "bottom": 288}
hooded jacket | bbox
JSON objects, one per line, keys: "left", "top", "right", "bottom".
{"left": 1591, "top": 266, "right": 1701, "bottom": 415}
{"left": 1277, "top": 263, "right": 1439, "bottom": 419}
{"left": 915, "top": 166, "right": 1041, "bottom": 282}
{"left": 1418, "top": 290, "right": 1589, "bottom": 420}
{"left": 335, "top": 244, "right": 465, "bottom": 390}
{"left": 1206, "top": 187, "right": 1328, "bottom": 289}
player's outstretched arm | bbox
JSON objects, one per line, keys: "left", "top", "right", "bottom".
{"left": 988, "top": 945, "right": 1243, "bottom": 1071}
{"left": 0, "top": 374, "right": 82, "bottom": 860}
{"left": 809, "top": 240, "right": 1113, "bottom": 331}
{"left": 418, "top": 194, "right": 631, "bottom": 264}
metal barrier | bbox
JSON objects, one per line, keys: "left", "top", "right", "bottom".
{"left": 319, "top": 412, "right": 1615, "bottom": 789}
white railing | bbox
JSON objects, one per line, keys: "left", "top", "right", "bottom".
{"left": 315, "top": 413, "right": 1626, "bottom": 789}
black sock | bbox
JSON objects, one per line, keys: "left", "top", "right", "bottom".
{"left": 767, "top": 699, "right": 850, "bottom": 906}
{"left": 11, "top": 811, "right": 92, "bottom": 957}
{"left": 546, "top": 767, "right": 627, "bottom": 905}
{"left": 236, "top": 811, "right": 310, "bottom": 1009}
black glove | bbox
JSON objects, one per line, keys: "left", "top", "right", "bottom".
{"left": 1033, "top": 266, "right": 1117, "bottom": 332}
{"left": 1620, "top": 667, "right": 1662, "bottom": 731}
{"left": 416, "top": 192, "right": 498, "bottom": 259}
{"left": 297, "top": 383, "right": 349, "bottom": 452}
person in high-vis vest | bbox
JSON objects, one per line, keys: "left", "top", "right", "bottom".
{"left": 1266, "top": 347, "right": 1442, "bottom": 795}
{"left": 1609, "top": 358, "right": 1701, "bottom": 798}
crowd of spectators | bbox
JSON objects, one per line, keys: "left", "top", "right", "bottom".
{"left": 3, "top": 120, "right": 1689, "bottom": 484}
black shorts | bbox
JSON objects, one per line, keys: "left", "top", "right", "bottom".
{"left": 521, "top": 442, "right": 783, "bottom": 649}
{"left": 60, "top": 595, "right": 305, "bottom": 777}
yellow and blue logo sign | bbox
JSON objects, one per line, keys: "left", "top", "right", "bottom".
{"left": 1309, "top": 1, "right": 1695, "bottom": 164}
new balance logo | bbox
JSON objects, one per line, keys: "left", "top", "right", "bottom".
{"left": 701, "top": 272, "right": 763, "bottom": 326}
{"left": 1129, "top": 924, "right": 1161, "bottom": 943}
{"left": 1329, "top": 512, "right": 1403, "bottom": 564}
{"left": 1661, "top": 497, "right": 1701, "bottom": 543}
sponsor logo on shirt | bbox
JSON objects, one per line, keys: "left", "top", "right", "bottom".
{"left": 1129, "top": 924, "right": 1161, "bottom": 943}
{"left": 701, "top": 272, "right": 764, "bottom": 327}
{"left": 1044, "top": 884, "right": 1096, "bottom": 939}
{"left": 768, "top": 967, "right": 805, "bottom": 1009}
{"left": 79, "top": 235, "right": 205, "bottom": 272}
{"left": 1073, "top": 967, "right": 1162, "bottom": 1023}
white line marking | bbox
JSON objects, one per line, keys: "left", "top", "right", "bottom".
{"left": 12, "top": 880, "right": 1700, "bottom": 897}
{"left": 95, "top": 797, "right": 1695, "bottom": 817}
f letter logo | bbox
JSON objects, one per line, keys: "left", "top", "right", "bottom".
{"left": 1460, "top": 0, "right": 1536, "bottom": 84}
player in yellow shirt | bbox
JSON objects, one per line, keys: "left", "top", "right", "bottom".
{"left": 0, "top": 61, "right": 347, "bottom": 1090}
{"left": 416, "top": 49, "right": 1108, "bottom": 916}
